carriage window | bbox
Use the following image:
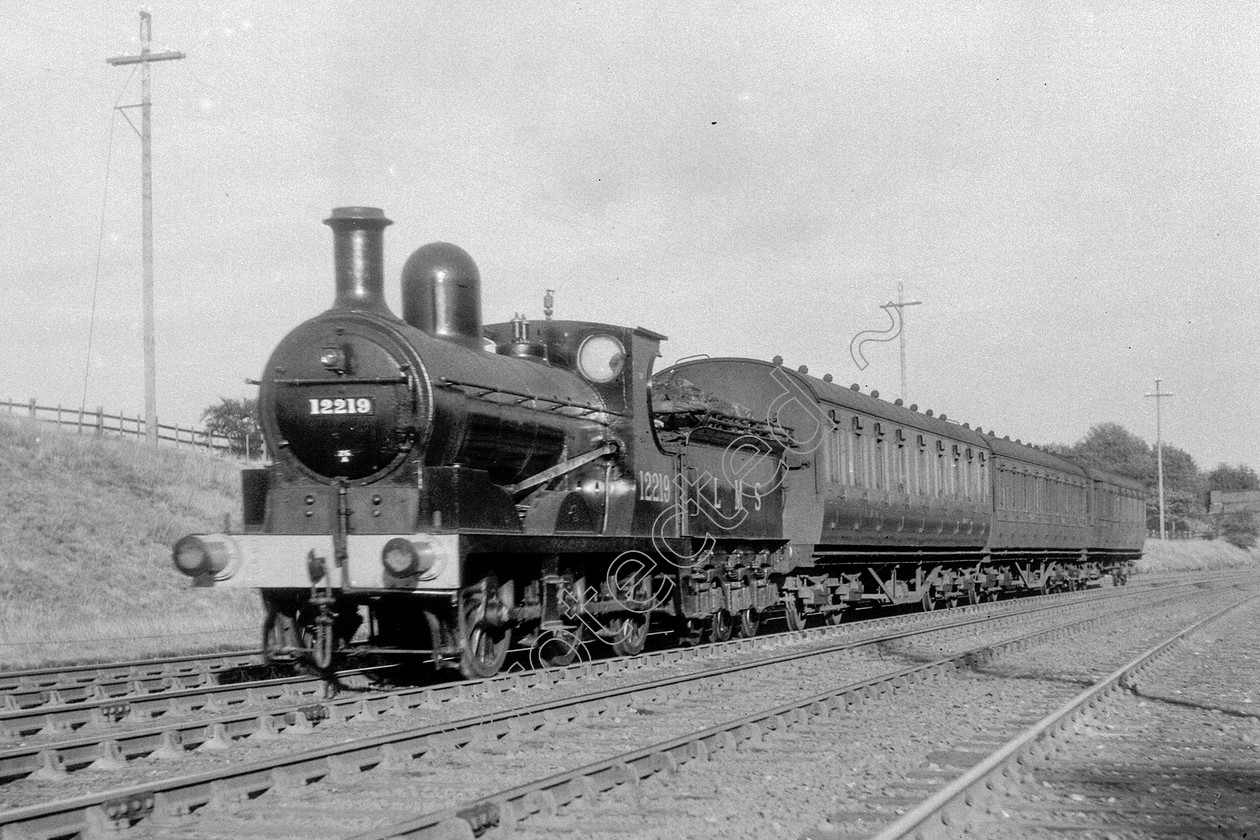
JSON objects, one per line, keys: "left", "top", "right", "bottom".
{"left": 851, "top": 417, "right": 865, "bottom": 486}
{"left": 827, "top": 425, "right": 842, "bottom": 484}
{"left": 873, "top": 436, "right": 886, "bottom": 490}
{"left": 947, "top": 445, "right": 957, "bottom": 498}
{"left": 897, "top": 433, "right": 909, "bottom": 494}
{"left": 936, "top": 444, "right": 947, "bottom": 497}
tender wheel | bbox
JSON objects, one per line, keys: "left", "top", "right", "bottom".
{"left": 737, "top": 608, "right": 760, "bottom": 638}
{"left": 783, "top": 599, "right": 808, "bottom": 632}
{"left": 608, "top": 615, "right": 648, "bottom": 657}
{"left": 706, "top": 610, "right": 733, "bottom": 643}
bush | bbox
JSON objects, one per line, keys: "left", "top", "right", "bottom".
{"left": 1212, "top": 510, "right": 1258, "bottom": 550}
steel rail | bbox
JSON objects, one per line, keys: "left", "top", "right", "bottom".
{"left": 864, "top": 591, "right": 1260, "bottom": 840}
{"left": 0, "top": 579, "right": 1220, "bottom": 787}
{"left": 0, "top": 584, "right": 1200, "bottom": 839}
{"left": 0, "top": 569, "right": 1227, "bottom": 699}
{"left": 0, "top": 581, "right": 1174, "bottom": 785}
{"left": 0, "top": 664, "right": 394, "bottom": 741}
{"left": 0, "top": 649, "right": 263, "bottom": 695}
{"left": 0, "top": 659, "right": 281, "bottom": 713}
{"left": 347, "top": 590, "right": 1221, "bottom": 839}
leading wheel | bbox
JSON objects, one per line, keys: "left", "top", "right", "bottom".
{"left": 608, "top": 615, "right": 648, "bottom": 657}
{"left": 262, "top": 607, "right": 301, "bottom": 662}
{"left": 534, "top": 626, "right": 585, "bottom": 668}
{"left": 458, "top": 588, "right": 510, "bottom": 679}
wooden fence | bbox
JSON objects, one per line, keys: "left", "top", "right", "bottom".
{"left": 0, "top": 397, "right": 251, "bottom": 456}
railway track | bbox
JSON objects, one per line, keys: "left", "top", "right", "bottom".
{"left": 0, "top": 576, "right": 1240, "bottom": 839}
{"left": 345, "top": 582, "right": 1254, "bottom": 840}
{"left": 0, "top": 649, "right": 265, "bottom": 703}
{"left": 0, "top": 572, "right": 1210, "bottom": 722}
{"left": 0, "top": 578, "right": 1183, "bottom": 789}
{"left": 866, "top": 587, "right": 1260, "bottom": 840}
{"left": 0, "top": 571, "right": 1201, "bottom": 717}
{"left": 0, "top": 664, "right": 403, "bottom": 744}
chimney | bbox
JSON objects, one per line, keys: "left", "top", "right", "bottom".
{"left": 324, "top": 206, "right": 393, "bottom": 313}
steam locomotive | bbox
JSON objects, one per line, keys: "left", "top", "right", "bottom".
{"left": 173, "top": 207, "right": 1145, "bottom": 678}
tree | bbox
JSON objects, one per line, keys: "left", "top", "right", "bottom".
{"left": 1040, "top": 442, "right": 1076, "bottom": 459}
{"left": 1072, "top": 422, "right": 1152, "bottom": 484}
{"left": 1206, "top": 463, "right": 1260, "bottom": 492}
{"left": 202, "top": 396, "right": 262, "bottom": 458}
{"left": 1152, "top": 444, "right": 1208, "bottom": 532}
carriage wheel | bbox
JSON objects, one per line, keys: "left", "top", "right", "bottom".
{"left": 825, "top": 608, "right": 850, "bottom": 626}
{"left": 708, "top": 609, "right": 734, "bottom": 643}
{"left": 608, "top": 615, "right": 649, "bottom": 656}
{"left": 921, "top": 590, "right": 937, "bottom": 611}
{"left": 737, "top": 608, "right": 760, "bottom": 638}
{"left": 783, "top": 599, "right": 808, "bottom": 632}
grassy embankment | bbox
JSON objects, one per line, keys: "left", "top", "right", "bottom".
{"left": 0, "top": 416, "right": 260, "bottom": 669}
{"left": 1136, "top": 536, "right": 1259, "bottom": 573}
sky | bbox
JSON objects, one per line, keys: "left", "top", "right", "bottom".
{"left": 2, "top": 2, "right": 1257, "bottom": 471}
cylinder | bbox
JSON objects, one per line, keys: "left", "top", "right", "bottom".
{"left": 324, "top": 206, "right": 393, "bottom": 313}
{"left": 401, "top": 241, "right": 484, "bottom": 349}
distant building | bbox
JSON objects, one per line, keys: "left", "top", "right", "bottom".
{"left": 1208, "top": 490, "right": 1260, "bottom": 517}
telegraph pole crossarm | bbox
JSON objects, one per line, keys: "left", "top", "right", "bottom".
{"left": 1144, "top": 379, "right": 1175, "bottom": 539}
{"left": 883, "top": 281, "right": 922, "bottom": 403}
{"left": 106, "top": 11, "right": 184, "bottom": 445}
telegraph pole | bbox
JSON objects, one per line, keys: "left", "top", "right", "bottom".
{"left": 884, "top": 281, "right": 922, "bottom": 402}
{"left": 107, "top": 12, "right": 184, "bottom": 445}
{"left": 1144, "top": 378, "right": 1174, "bottom": 539}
